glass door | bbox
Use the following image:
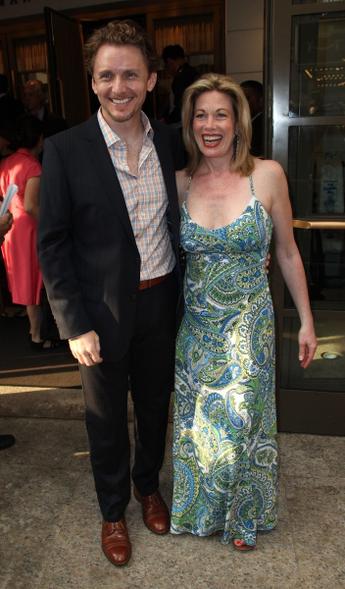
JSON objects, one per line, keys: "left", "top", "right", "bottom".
{"left": 267, "top": 1, "right": 345, "bottom": 434}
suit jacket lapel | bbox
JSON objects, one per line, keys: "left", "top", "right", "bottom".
{"left": 82, "top": 114, "right": 136, "bottom": 246}
{"left": 152, "top": 123, "right": 180, "bottom": 237}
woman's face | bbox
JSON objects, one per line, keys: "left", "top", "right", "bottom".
{"left": 192, "top": 90, "right": 236, "bottom": 159}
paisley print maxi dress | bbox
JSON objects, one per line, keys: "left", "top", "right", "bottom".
{"left": 171, "top": 177, "right": 278, "bottom": 547}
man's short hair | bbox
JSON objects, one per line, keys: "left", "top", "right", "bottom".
{"left": 84, "top": 19, "right": 159, "bottom": 74}
{"left": 240, "top": 80, "right": 263, "bottom": 97}
{"left": 162, "top": 45, "right": 185, "bottom": 62}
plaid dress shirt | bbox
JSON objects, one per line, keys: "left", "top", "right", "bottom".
{"left": 97, "top": 110, "right": 175, "bottom": 280}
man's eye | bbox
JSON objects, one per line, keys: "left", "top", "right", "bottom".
{"left": 126, "top": 72, "right": 137, "bottom": 79}
{"left": 100, "top": 73, "right": 112, "bottom": 81}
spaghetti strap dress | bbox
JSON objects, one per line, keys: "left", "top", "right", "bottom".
{"left": 171, "top": 175, "right": 278, "bottom": 547}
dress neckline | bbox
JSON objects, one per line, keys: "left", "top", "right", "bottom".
{"left": 183, "top": 174, "right": 266, "bottom": 233}
{"left": 182, "top": 196, "right": 256, "bottom": 233}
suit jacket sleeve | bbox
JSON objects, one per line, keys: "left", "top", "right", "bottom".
{"left": 38, "top": 137, "right": 93, "bottom": 340}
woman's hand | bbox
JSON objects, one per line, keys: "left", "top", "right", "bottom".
{"left": 0, "top": 211, "right": 13, "bottom": 239}
{"left": 298, "top": 324, "right": 317, "bottom": 369}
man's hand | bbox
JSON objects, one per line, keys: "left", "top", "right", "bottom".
{"left": 69, "top": 330, "right": 103, "bottom": 366}
{"left": 0, "top": 212, "right": 13, "bottom": 239}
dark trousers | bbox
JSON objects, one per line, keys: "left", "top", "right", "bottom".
{"left": 79, "top": 274, "right": 177, "bottom": 522}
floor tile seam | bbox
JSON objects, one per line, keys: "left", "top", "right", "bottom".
{"left": 0, "top": 415, "right": 85, "bottom": 423}
{"left": 280, "top": 472, "right": 345, "bottom": 488}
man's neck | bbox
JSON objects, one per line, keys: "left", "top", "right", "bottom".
{"left": 100, "top": 108, "right": 145, "bottom": 145}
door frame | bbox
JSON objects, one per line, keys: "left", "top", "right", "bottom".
{"left": 265, "top": 0, "right": 345, "bottom": 435}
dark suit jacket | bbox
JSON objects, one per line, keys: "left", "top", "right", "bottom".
{"left": 0, "top": 94, "right": 24, "bottom": 126}
{"left": 167, "top": 63, "right": 199, "bottom": 125}
{"left": 38, "top": 114, "right": 184, "bottom": 360}
{"left": 41, "top": 105, "right": 68, "bottom": 138}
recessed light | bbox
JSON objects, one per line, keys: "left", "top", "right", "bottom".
{"left": 321, "top": 352, "right": 341, "bottom": 360}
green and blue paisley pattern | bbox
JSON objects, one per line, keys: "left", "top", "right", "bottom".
{"left": 171, "top": 186, "right": 278, "bottom": 547}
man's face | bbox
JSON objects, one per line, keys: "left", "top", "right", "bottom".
{"left": 23, "top": 83, "right": 44, "bottom": 113}
{"left": 92, "top": 44, "right": 157, "bottom": 130}
{"left": 164, "top": 58, "right": 178, "bottom": 77}
{"left": 241, "top": 86, "right": 262, "bottom": 117}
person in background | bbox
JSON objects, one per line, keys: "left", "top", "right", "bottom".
{"left": 0, "top": 115, "right": 48, "bottom": 349}
{"left": 23, "top": 79, "right": 67, "bottom": 138}
{"left": 0, "top": 209, "right": 16, "bottom": 450}
{"left": 0, "top": 74, "right": 24, "bottom": 129}
{"left": 0, "top": 126, "right": 15, "bottom": 159}
{"left": 162, "top": 44, "right": 199, "bottom": 127}
{"left": 240, "top": 79, "right": 264, "bottom": 157}
{"left": 170, "top": 73, "right": 317, "bottom": 550}
{"left": 38, "top": 19, "right": 184, "bottom": 567}
{"left": 23, "top": 79, "right": 68, "bottom": 344}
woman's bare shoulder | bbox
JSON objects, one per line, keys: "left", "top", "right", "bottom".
{"left": 253, "top": 157, "right": 285, "bottom": 180}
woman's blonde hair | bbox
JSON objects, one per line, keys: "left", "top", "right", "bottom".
{"left": 182, "top": 73, "right": 254, "bottom": 176}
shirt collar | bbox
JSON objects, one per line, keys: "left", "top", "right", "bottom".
{"left": 97, "top": 108, "right": 153, "bottom": 148}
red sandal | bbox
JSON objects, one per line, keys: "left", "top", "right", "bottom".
{"left": 233, "top": 539, "right": 255, "bottom": 551}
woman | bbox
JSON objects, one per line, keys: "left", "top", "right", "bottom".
{"left": 170, "top": 74, "right": 317, "bottom": 550}
{"left": 0, "top": 114, "right": 44, "bottom": 347}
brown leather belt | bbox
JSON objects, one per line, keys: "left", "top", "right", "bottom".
{"left": 139, "top": 272, "right": 172, "bottom": 291}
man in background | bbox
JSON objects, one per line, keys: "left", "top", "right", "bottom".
{"left": 0, "top": 74, "right": 24, "bottom": 127}
{"left": 162, "top": 44, "right": 198, "bottom": 127}
{"left": 241, "top": 79, "right": 264, "bottom": 157}
{"left": 23, "top": 79, "right": 67, "bottom": 138}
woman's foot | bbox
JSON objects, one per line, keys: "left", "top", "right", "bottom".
{"left": 30, "top": 337, "right": 61, "bottom": 351}
{"left": 233, "top": 539, "right": 255, "bottom": 551}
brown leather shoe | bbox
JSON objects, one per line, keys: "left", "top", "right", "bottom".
{"left": 134, "top": 488, "right": 170, "bottom": 535}
{"left": 101, "top": 519, "right": 131, "bottom": 566}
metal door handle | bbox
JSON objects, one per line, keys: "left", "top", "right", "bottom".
{"left": 293, "top": 219, "right": 345, "bottom": 230}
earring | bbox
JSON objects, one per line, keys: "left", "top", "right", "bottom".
{"left": 232, "top": 133, "right": 239, "bottom": 160}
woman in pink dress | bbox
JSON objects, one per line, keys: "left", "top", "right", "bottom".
{"left": 0, "top": 115, "right": 44, "bottom": 347}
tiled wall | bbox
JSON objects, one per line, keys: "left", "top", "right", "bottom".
{"left": 225, "top": 0, "right": 264, "bottom": 83}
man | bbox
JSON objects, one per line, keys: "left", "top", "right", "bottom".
{"left": 38, "top": 20, "right": 183, "bottom": 567}
{"left": 0, "top": 74, "right": 24, "bottom": 148}
{"left": 0, "top": 210, "right": 16, "bottom": 451}
{"left": 0, "top": 74, "right": 24, "bottom": 127}
{"left": 23, "top": 79, "right": 67, "bottom": 138}
{"left": 240, "top": 79, "right": 264, "bottom": 157}
{"left": 162, "top": 44, "right": 199, "bottom": 127}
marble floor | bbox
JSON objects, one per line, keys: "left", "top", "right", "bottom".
{"left": 1, "top": 386, "right": 345, "bottom": 589}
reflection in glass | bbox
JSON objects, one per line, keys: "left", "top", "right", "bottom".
{"left": 293, "top": 1, "right": 344, "bottom": 4}
{"left": 292, "top": 228, "right": 345, "bottom": 306}
{"left": 288, "top": 125, "right": 345, "bottom": 218}
{"left": 281, "top": 313, "right": 345, "bottom": 392}
{"left": 286, "top": 125, "right": 345, "bottom": 306}
{"left": 290, "top": 12, "right": 345, "bottom": 117}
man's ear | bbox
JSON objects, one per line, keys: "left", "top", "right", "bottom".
{"left": 91, "top": 77, "right": 97, "bottom": 96}
{"left": 147, "top": 72, "right": 157, "bottom": 93}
